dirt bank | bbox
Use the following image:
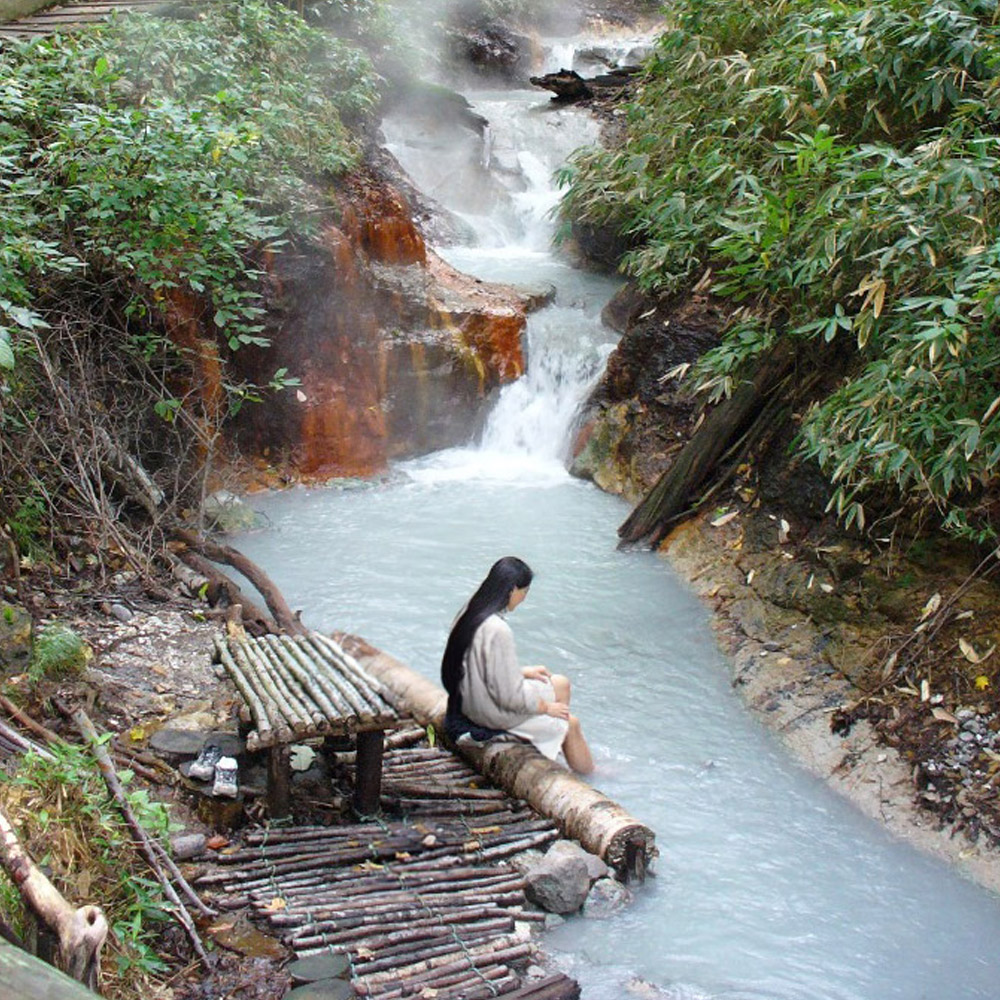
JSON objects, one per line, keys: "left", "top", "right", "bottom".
{"left": 570, "top": 284, "right": 1000, "bottom": 897}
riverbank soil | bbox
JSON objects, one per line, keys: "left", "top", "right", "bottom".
{"left": 571, "top": 287, "right": 1000, "bottom": 894}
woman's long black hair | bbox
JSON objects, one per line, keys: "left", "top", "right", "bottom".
{"left": 441, "top": 556, "right": 534, "bottom": 714}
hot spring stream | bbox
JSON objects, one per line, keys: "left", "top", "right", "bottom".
{"left": 229, "top": 28, "right": 1000, "bottom": 1000}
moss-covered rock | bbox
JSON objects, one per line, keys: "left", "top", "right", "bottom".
{"left": 0, "top": 603, "right": 32, "bottom": 674}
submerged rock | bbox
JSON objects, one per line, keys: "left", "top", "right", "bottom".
{"left": 583, "top": 876, "right": 633, "bottom": 918}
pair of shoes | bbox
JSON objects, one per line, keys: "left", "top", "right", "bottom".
{"left": 188, "top": 743, "right": 239, "bottom": 797}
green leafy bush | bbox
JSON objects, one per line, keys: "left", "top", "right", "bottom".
{"left": 0, "top": 0, "right": 378, "bottom": 358}
{"left": 559, "top": 0, "right": 1000, "bottom": 539}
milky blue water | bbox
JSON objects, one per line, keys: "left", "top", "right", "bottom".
{"left": 229, "top": 35, "right": 1000, "bottom": 1000}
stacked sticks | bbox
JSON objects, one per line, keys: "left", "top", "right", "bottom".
{"left": 194, "top": 737, "right": 581, "bottom": 999}
{"left": 215, "top": 633, "right": 398, "bottom": 750}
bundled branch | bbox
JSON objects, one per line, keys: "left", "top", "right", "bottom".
{"left": 215, "top": 633, "right": 397, "bottom": 750}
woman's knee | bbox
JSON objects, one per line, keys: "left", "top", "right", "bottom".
{"left": 551, "top": 673, "right": 571, "bottom": 703}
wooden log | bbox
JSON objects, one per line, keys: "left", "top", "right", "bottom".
{"left": 268, "top": 744, "right": 292, "bottom": 821}
{"left": 0, "top": 695, "right": 62, "bottom": 746}
{"left": 618, "top": 340, "right": 798, "bottom": 547}
{"left": 256, "top": 639, "right": 327, "bottom": 731}
{"left": 0, "top": 939, "right": 101, "bottom": 1000}
{"left": 312, "top": 634, "right": 395, "bottom": 708}
{"left": 71, "top": 710, "right": 213, "bottom": 962}
{"left": 497, "top": 975, "right": 580, "bottom": 1000}
{"left": 174, "top": 550, "right": 277, "bottom": 634}
{"left": 300, "top": 637, "right": 372, "bottom": 719}
{"left": 229, "top": 642, "right": 293, "bottom": 747}
{"left": 269, "top": 636, "right": 345, "bottom": 721}
{"left": 0, "top": 719, "right": 52, "bottom": 759}
{"left": 174, "top": 529, "right": 305, "bottom": 635}
{"left": 215, "top": 639, "right": 274, "bottom": 749}
{"left": 236, "top": 640, "right": 311, "bottom": 736}
{"left": 353, "top": 645, "right": 656, "bottom": 877}
{"left": 252, "top": 639, "right": 323, "bottom": 736}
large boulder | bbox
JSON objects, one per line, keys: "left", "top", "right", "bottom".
{"left": 524, "top": 852, "right": 590, "bottom": 915}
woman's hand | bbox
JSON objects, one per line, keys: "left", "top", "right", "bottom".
{"left": 522, "top": 665, "right": 551, "bottom": 681}
{"left": 539, "top": 699, "right": 570, "bottom": 720}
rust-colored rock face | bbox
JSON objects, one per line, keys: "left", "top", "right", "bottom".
{"left": 219, "top": 168, "right": 531, "bottom": 481}
{"left": 161, "top": 287, "right": 225, "bottom": 422}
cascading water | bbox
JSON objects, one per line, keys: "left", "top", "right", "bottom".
{"left": 231, "top": 24, "right": 1000, "bottom": 1000}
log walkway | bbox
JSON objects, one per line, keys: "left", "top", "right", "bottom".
{"left": 195, "top": 730, "right": 582, "bottom": 1000}
{"left": 0, "top": 0, "right": 167, "bottom": 41}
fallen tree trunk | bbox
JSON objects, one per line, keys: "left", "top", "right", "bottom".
{"left": 618, "top": 340, "right": 799, "bottom": 548}
{"left": 341, "top": 637, "right": 656, "bottom": 878}
{"left": 0, "top": 808, "right": 107, "bottom": 991}
{"left": 174, "top": 528, "right": 304, "bottom": 634}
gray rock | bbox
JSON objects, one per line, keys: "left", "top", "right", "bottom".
{"left": 110, "top": 603, "right": 134, "bottom": 623}
{"left": 544, "top": 838, "right": 609, "bottom": 883}
{"left": 170, "top": 833, "right": 207, "bottom": 860}
{"left": 543, "top": 913, "right": 566, "bottom": 930}
{"left": 524, "top": 854, "right": 590, "bottom": 914}
{"left": 508, "top": 848, "right": 545, "bottom": 876}
{"left": 583, "top": 877, "right": 634, "bottom": 919}
{"left": 201, "top": 490, "right": 260, "bottom": 533}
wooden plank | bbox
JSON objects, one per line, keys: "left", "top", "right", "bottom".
{"left": 0, "top": 939, "right": 97, "bottom": 1000}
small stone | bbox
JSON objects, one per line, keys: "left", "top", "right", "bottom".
{"left": 109, "top": 603, "right": 134, "bottom": 623}
{"left": 543, "top": 913, "right": 566, "bottom": 930}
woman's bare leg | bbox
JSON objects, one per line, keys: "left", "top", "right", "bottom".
{"left": 551, "top": 673, "right": 571, "bottom": 705}
{"left": 563, "top": 714, "right": 594, "bottom": 775}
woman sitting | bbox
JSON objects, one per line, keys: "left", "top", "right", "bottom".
{"left": 441, "top": 555, "right": 594, "bottom": 775}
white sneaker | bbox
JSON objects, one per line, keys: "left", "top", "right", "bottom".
{"left": 212, "top": 756, "right": 239, "bottom": 798}
{"left": 188, "top": 743, "right": 224, "bottom": 782}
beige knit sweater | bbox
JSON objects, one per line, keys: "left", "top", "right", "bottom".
{"left": 458, "top": 613, "right": 538, "bottom": 729}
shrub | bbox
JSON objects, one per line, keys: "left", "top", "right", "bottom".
{"left": 559, "top": 0, "right": 1000, "bottom": 540}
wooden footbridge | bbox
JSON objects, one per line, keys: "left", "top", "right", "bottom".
{"left": 196, "top": 727, "right": 581, "bottom": 1000}
{"left": 0, "top": 0, "right": 167, "bottom": 41}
